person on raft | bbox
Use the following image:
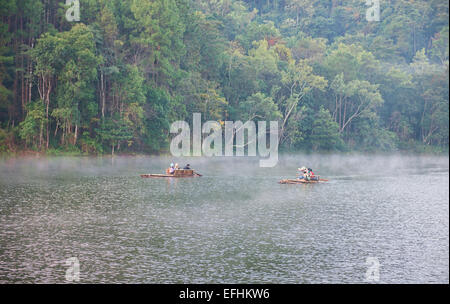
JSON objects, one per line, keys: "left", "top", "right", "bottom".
{"left": 297, "top": 167, "right": 307, "bottom": 180}
{"left": 183, "top": 164, "right": 191, "bottom": 170}
{"left": 303, "top": 167, "right": 311, "bottom": 181}
{"left": 297, "top": 167, "right": 318, "bottom": 181}
{"left": 169, "top": 163, "right": 175, "bottom": 174}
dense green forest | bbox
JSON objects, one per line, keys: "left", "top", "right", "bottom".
{"left": 0, "top": 0, "right": 448, "bottom": 155}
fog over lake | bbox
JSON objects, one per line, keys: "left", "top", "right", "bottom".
{"left": 0, "top": 154, "right": 448, "bottom": 283}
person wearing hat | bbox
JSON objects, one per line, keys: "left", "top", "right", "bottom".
{"left": 297, "top": 167, "right": 307, "bottom": 180}
{"left": 169, "top": 163, "right": 175, "bottom": 174}
{"left": 299, "top": 166, "right": 311, "bottom": 181}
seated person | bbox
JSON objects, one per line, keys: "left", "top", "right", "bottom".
{"left": 308, "top": 168, "right": 319, "bottom": 181}
{"left": 183, "top": 164, "right": 191, "bottom": 170}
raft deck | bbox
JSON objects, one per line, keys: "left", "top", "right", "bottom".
{"left": 279, "top": 178, "right": 327, "bottom": 184}
{"left": 141, "top": 169, "right": 199, "bottom": 178}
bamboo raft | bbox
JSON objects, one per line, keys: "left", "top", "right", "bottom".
{"left": 140, "top": 169, "right": 201, "bottom": 178}
{"left": 279, "top": 177, "right": 328, "bottom": 184}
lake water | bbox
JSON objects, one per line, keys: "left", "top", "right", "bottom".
{"left": 0, "top": 154, "right": 448, "bottom": 283}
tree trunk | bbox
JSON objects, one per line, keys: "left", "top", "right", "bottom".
{"left": 45, "top": 77, "right": 51, "bottom": 150}
{"left": 100, "top": 70, "right": 105, "bottom": 119}
{"left": 74, "top": 124, "right": 78, "bottom": 146}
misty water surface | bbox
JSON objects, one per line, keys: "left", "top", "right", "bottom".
{"left": 0, "top": 154, "right": 448, "bottom": 283}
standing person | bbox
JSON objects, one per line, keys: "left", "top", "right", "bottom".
{"left": 304, "top": 170, "right": 310, "bottom": 181}
{"left": 298, "top": 167, "right": 307, "bottom": 180}
{"left": 169, "top": 163, "right": 175, "bottom": 174}
{"left": 174, "top": 163, "right": 179, "bottom": 170}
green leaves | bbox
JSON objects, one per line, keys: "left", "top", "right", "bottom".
{"left": 279, "top": 59, "right": 327, "bottom": 143}
{"left": 1, "top": 0, "right": 448, "bottom": 154}
{"left": 19, "top": 101, "right": 46, "bottom": 148}
{"left": 309, "top": 107, "right": 344, "bottom": 151}
{"left": 127, "top": 0, "right": 185, "bottom": 86}
{"left": 330, "top": 73, "right": 383, "bottom": 133}
{"left": 430, "top": 26, "right": 449, "bottom": 65}
{"left": 96, "top": 117, "right": 133, "bottom": 154}
{"left": 239, "top": 92, "right": 281, "bottom": 122}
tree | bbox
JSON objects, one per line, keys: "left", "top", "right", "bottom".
{"left": 284, "top": 0, "right": 315, "bottom": 27}
{"left": 53, "top": 24, "right": 101, "bottom": 147}
{"left": 127, "top": 0, "right": 185, "bottom": 86}
{"left": 279, "top": 59, "right": 327, "bottom": 143}
{"left": 330, "top": 73, "right": 383, "bottom": 134}
{"left": 322, "top": 43, "right": 379, "bottom": 83}
{"left": 29, "top": 32, "right": 59, "bottom": 149}
{"left": 238, "top": 92, "right": 281, "bottom": 121}
{"left": 411, "top": 50, "right": 449, "bottom": 146}
{"left": 19, "top": 101, "right": 46, "bottom": 149}
{"left": 308, "top": 107, "right": 343, "bottom": 151}
{"left": 430, "top": 26, "right": 449, "bottom": 65}
{"left": 96, "top": 117, "right": 133, "bottom": 155}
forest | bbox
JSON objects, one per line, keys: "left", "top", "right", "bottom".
{"left": 0, "top": 0, "right": 448, "bottom": 155}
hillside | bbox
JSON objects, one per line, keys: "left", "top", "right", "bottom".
{"left": 0, "top": 0, "right": 448, "bottom": 155}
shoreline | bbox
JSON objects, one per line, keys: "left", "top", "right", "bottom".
{"left": 1, "top": 149, "right": 448, "bottom": 160}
